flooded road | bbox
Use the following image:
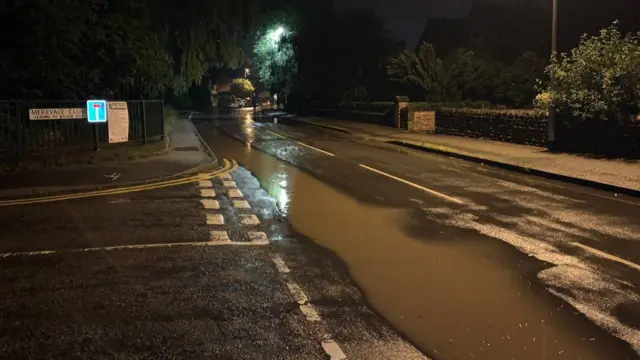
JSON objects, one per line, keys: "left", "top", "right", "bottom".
{"left": 194, "top": 112, "right": 640, "bottom": 360}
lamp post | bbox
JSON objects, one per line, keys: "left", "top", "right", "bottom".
{"left": 548, "top": 0, "right": 558, "bottom": 149}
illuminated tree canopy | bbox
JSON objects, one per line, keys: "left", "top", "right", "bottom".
{"left": 231, "top": 78, "right": 255, "bottom": 98}
{"left": 545, "top": 22, "right": 640, "bottom": 119}
{"left": 253, "top": 23, "right": 297, "bottom": 94}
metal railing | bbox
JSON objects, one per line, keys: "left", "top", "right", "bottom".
{"left": 0, "top": 100, "right": 164, "bottom": 164}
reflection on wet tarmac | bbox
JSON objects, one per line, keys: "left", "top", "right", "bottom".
{"left": 196, "top": 118, "right": 639, "bottom": 360}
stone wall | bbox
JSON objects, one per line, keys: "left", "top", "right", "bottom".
{"left": 311, "top": 105, "right": 640, "bottom": 157}
{"left": 435, "top": 110, "right": 548, "bottom": 146}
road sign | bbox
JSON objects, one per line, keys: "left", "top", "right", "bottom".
{"left": 107, "top": 102, "right": 129, "bottom": 143}
{"left": 87, "top": 100, "right": 107, "bottom": 123}
{"left": 29, "top": 108, "right": 86, "bottom": 120}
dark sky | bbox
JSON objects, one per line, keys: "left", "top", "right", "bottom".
{"left": 335, "top": 0, "right": 473, "bottom": 46}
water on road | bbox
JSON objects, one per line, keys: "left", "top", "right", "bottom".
{"left": 195, "top": 112, "right": 640, "bottom": 360}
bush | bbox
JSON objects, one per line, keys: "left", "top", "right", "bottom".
{"left": 409, "top": 101, "right": 492, "bottom": 111}
{"left": 440, "top": 107, "right": 548, "bottom": 119}
{"left": 230, "top": 78, "right": 255, "bottom": 99}
{"left": 167, "top": 94, "right": 193, "bottom": 109}
{"left": 545, "top": 22, "right": 640, "bottom": 120}
{"left": 534, "top": 92, "right": 551, "bottom": 110}
{"left": 340, "top": 102, "right": 394, "bottom": 113}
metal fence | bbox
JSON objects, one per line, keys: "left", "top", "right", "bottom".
{"left": 0, "top": 100, "right": 164, "bottom": 164}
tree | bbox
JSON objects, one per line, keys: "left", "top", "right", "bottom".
{"left": 253, "top": 22, "right": 297, "bottom": 96}
{"left": 230, "top": 78, "right": 255, "bottom": 98}
{"left": 387, "top": 42, "right": 478, "bottom": 101}
{"left": 490, "top": 52, "right": 544, "bottom": 107}
{"left": 0, "top": 0, "right": 257, "bottom": 100}
{"left": 331, "top": 11, "right": 394, "bottom": 102}
{"left": 544, "top": 22, "right": 640, "bottom": 120}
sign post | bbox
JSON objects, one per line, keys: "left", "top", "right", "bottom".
{"left": 87, "top": 100, "right": 108, "bottom": 150}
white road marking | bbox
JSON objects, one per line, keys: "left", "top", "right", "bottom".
{"left": 103, "top": 173, "right": 121, "bottom": 181}
{"left": 206, "top": 214, "right": 224, "bottom": 225}
{"left": 267, "top": 130, "right": 287, "bottom": 139}
{"left": 300, "top": 303, "right": 321, "bottom": 322}
{"left": 287, "top": 282, "right": 309, "bottom": 304}
{"left": 233, "top": 200, "right": 251, "bottom": 209}
{"left": 423, "top": 207, "right": 640, "bottom": 351}
{"left": 271, "top": 254, "right": 291, "bottom": 274}
{"left": 0, "top": 240, "right": 270, "bottom": 258}
{"left": 0, "top": 250, "right": 56, "bottom": 258}
{"left": 223, "top": 180, "right": 237, "bottom": 188}
{"left": 211, "top": 231, "right": 231, "bottom": 243}
{"left": 218, "top": 173, "right": 232, "bottom": 180}
{"left": 285, "top": 281, "right": 322, "bottom": 321}
{"left": 359, "top": 164, "right": 465, "bottom": 205}
{"left": 199, "top": 180, "right": 213, "bottom": 188}
{"left": 200, "top": 189, "right": 216, "bottom": 198}
{"left": 109, "top": 199, "right": 130, "bottom": 204}
{"left": 297, "top": 141, "right": 335, "bottom": 156}
{"left": 201, "top": 199, "right": 220, "bottom": 209}
{"left": 247, "top": 232, "right": 269, "bottom": 245}
{"left": 571, "top": 243, "right": 640, "bottom": 272}
{"left": 270, "top": 247, "right": 347, "bottom": 356}
{"left": 240, "top": 214, "right": 260, "bottom": 225}
{"left": 228, "top": 189, "right": 243, "bottom": 198}
{"left": 322, "top": 340, "right": 347, "bottom": 360}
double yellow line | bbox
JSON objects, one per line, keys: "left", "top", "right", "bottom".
{"left": 0, "top": 159, "right": 238, "bottom": 207}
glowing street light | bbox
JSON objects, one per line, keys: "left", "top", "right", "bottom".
{"left": 269, "top": 26, "right": 286, "bottom": 43}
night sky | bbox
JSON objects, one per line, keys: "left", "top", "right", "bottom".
{"left": 335, "top": 0, "right": 473, "bottom": 46}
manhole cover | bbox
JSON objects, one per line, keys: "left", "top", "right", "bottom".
{"left": 173, "top": 146, "right": 200, "bottom": 152}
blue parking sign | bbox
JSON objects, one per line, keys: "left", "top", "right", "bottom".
{"left": 87, "top": 100, "right": 107, "bottom": 123}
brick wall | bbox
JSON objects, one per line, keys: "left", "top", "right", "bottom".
{"left": 409, "top": 111, "right": 436, "bottom": 132}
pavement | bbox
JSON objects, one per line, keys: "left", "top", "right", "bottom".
{"left": 2, "top": 110, "right": 640, "bottom": 359}
{"left": 0, "top": 116, "right": 217, "bottom": 199}
{"left": 285, "top": 116, "right": 640, "bottom": 195}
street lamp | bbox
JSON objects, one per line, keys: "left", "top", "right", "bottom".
{"left": 548, "top": 0, "right": 558, "bottom": 149}
{"left": 269, "top": 26, "right": 286, "bottom": 43}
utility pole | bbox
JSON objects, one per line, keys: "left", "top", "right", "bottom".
{"left": 548, "top": 0, "right": 558, "bottom": 149}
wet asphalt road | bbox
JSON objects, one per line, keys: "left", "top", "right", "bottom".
{"left": 191, "top": 110, "right": 640, "bottom": 360}
{"left": 1, "top": 110, "right": 639, "bottom": 360}
{"left": 0, "top": 145, "right": 425, "bottom": 358}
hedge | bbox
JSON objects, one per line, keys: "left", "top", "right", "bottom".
{"left": 439, "top": 107, "right": 548, "bottom": 119}
{"left": 409, "top": 101, "right": 493, "bottom": 111}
